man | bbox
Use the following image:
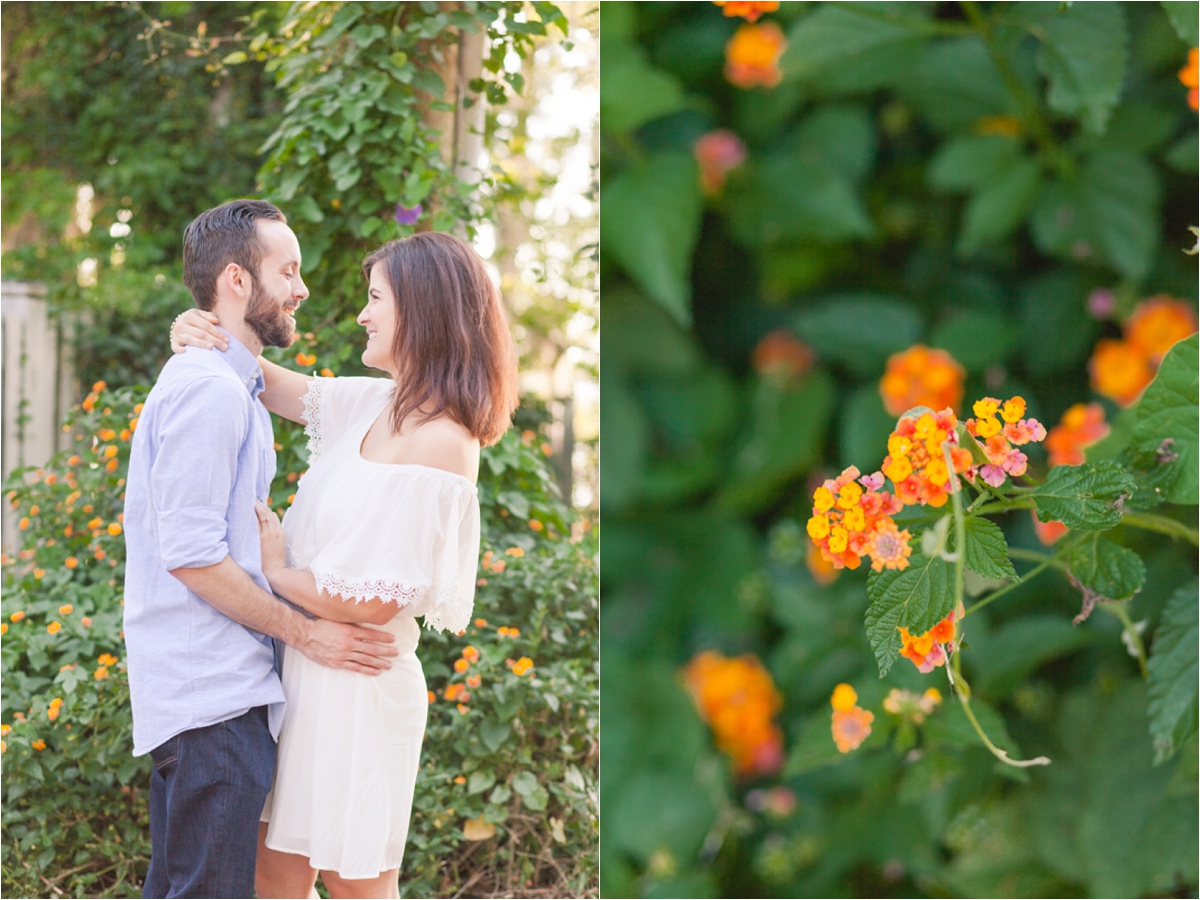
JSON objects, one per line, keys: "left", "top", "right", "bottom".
{"left": 123, "top": 199, "right": 398, "bottom": 899}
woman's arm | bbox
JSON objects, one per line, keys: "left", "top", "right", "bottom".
{"left": 255, "top": 502, "right": 400, "bottom": 627}
{"left": 170, "top": 309, "right": 315, "bottom": 423}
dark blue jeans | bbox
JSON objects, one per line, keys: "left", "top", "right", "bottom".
{"left": 143, "top": 706, "right": 275, "bottom": 899}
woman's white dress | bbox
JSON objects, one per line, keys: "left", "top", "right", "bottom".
{"left": 259, "top": 376, "right": 479, "bottom": 879}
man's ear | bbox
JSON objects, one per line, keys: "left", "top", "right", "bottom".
{"left": 218, "top": 262, "right": 252, "bottom": 301}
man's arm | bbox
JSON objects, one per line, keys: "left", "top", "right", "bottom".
{"left": 170, "top": 557, "right": 399, "bottom": 675}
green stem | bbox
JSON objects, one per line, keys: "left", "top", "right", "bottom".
{"left": 1109, "top": 602, "right": 1149, "bottom": 679}
{"left": 943, "top": 442, "right": 967, "bottom": 616}
{"left": 964, "top": 559, "right": 1053, "bottom": 616}
{"left": 959, "top": 1, "right": 1067, "bottom": 171}
{"left": 1006, "top": 546, "right": 1065, "bottom": 569}
{"left": 1122, "top": 511, "right": 1199, "bottom": 546}
{"left": 825, "top": 1, "right": 976, "bottom": 36}
{"left": 972, "top": 498, "right": 1037, "bottom": 517}
{"left": 959, "top": 687, "right": 1052, "bottom": 768}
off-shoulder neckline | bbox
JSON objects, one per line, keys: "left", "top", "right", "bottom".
{"left": 351, "top": 457, "right": 478, "bottom": 490}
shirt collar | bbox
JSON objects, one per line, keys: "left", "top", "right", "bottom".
{"left": 217, "top": 329, "right": 266, "bottom": 399}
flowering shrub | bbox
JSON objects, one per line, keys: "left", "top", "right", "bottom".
{"left": 602, "top": 2, "right": 1197, "bottom": 896}
{"left": 2, "top": 387, "right": 596, "bottom": 898}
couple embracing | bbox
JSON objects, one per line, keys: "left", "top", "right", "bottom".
{"left": 123, "top": 199, "right": 518, "bottom": 898}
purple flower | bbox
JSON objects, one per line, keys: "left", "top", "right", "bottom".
{"left": 859, "top": 471, "right": 885, "bottom": 491}
{"left": 980, "top": 464, "right": 1007, "bottom": 488}
{"left": 394, "top": 203, "right": 422, "bottom": 226}
{"left": 1087, "top": 289, "right": 1115, "bottom": 319}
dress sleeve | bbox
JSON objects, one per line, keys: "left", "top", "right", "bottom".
{"left": 302, "top": 476, "right": 481, "bottom": 633}
{"left": 300, "top": 376, "right": 393, "bottom": 464}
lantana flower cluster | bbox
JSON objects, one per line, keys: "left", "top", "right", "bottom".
{"left": 713, "top": 1, "right": 780, "bottom": 22}
{"left": 882, "top": 687, "right": 943, "bottom": 724}
{"left": 1090, "top": 296, "right": 1197, "bottom": 406}
{"left": 806, "top": 467, "right": 909, "bottom": 572}
{"left": 882, "top": 409, "right": 974, "bottom": 507}
{"left": 724, "top": 22, "right": 786, "bottom": 89}
{"left": 830, "top": 684, "right": 874, "bottom": 753}
{"left": 683, "top": 650, "right": 784, "bottom": 776}
{"left": 964, "top": 396, "right": 1047, "bottom": 488}
{"left": 879, "top": 345, "right": 965, "bottom": 417}
{"left": 899, "top": 610, "right": 957, "bottom": 673}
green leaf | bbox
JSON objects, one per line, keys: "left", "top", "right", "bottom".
{"left": 511, "top": 770, "right": 539, "bottom": 798}
{"left": 479, "top": 719, "right": 511, "bottom": 752}
{"left": 792, "top": 294, "right": 922, "bottom": 376}
{"left": 925, "top": 698, "right": 1017, "bottom": 753}
{"left": 1147, "top": 580, "right": 1199, "bottom": 762}
{"left": 928, "top": 135, "right": 1022, "bottom": 191}
{"left": 221, "top": 51, "right": 247, "bottom": 66}
{"left": 1066, "top": 534, "right": 1147, "bottom": 601}
{"left": 840, "top": 385, "right": 896, "bottom": 472}
{"left": 1130, "top": 335, "right": 1198, "bottom": 505}
{"left": 959, "top": 517, "right": 1019, "bottom": 582}
{"left": 292, "top": 195, "right": 324, "bottom": 224}
{"left": 599, "top": 41, "right": 686, "bottom": 134}
{"left": 1018, "top": 2, "right": 1129, "bottom": 134}
{"left": 717, "top": 370, "right": 835, "bottom": 514}
{"left": 957, "top": 158, "right": 1042, "bottom": 256}
{"left": 784, "top": 2, "right": 929, "bottom": 82}
{"left": 865, "top": 554, "right": 954, "bottom": 677}
{"left": 1165, "top": 132, "right": 1199, "bottom": 175}
{"left": 901, "top": 37, "right": 1016, "bottom": 133}
{"left": 788, "top": 104, "right": 877, "bottom": 185}
{"left": 1018, "top": 269, "right": 1098, "bottom": 376}
{"left": 1161, "top": 2, "right": 1200, "bottom": 45}
{"left": 1031, "top": 461, "right": 1136, "bottom": 531}
{"left": 972, "top": 615, "right": 1094, "bottom": 697}
{"left": 467, "top": 771, "right": 496, "bottom": 795}
{"left": 1031, "top": 151, "right": 1161, "bottom": 281}
{"left": 601, "top": 153, "right": 702, "bottom": 327}
{"left": 606, "top": 769, "right": 716, "bottom": 865}
{"left": 929, "top": 309, "right": 1019, "bottom": 372}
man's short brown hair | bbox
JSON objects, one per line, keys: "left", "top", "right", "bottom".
{"left": 182, "top": 200, "right": 286, "bottom": 310}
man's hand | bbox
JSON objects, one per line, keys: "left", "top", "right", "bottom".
{"left": 296, "top": 617, "right": 400, "bottom": 676}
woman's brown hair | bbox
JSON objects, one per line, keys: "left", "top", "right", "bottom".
{"left": 362, "top": 232, "right": 519, "bottom": 446}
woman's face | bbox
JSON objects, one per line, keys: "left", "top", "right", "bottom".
{"left": 358, "top": 265, "right": 399, "bottom": 377}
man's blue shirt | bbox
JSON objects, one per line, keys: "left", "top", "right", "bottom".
{"left": 123, "top": 332, "right": 285, "bottom": 756}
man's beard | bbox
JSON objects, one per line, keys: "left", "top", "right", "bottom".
{"left": 244, "top": 278, "right": 295, "bottom": 349}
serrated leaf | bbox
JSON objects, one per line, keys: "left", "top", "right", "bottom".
{"left": 1017, "top": 2, "right": 1129, "bottom": 134}
{"left": 1032, "top": 460, "right": 1136, "bottom": 531}
{"left": 1130, "top": 335, "right": 1198, "bottom": 505}
{"left": 1066, "top": 533, "right": 1146, "bottom": 602}
{"left": 1161, "top": 2, "right": 1199, "bottom": 45}
{"left": 865, "top": 554, "right": 953, "bottom": 677}
{"left": 601, "top": 153, "right": 701, "bottom": 327}
{"left": 1147, "top": 580, "right": 1199, "bottom": 762}
{"left": 958, "top": 517, "right": 1019, "bottom": 582}
{"left": 784, "top": 2, "right": 929, "bottom": 80}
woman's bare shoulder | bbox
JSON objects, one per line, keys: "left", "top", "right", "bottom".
{"left": 399, "top": 416, "right": 480, "bottom": 481}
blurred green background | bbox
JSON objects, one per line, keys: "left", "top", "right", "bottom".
{"left": 600, "top": 2, "right": 1198, "bottom": 897}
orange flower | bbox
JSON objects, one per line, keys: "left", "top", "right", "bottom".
{"left": 65, "top": 557, "right": 79, "bottom": 569}
{"left": 93, "top": 380, "right": 107, "bottom": 393}
{"left": 808, "top": 467, "right": 911, "bottom": 571}
{"left": 44, "top": 473, "right": 57, "bottom": 485}
{"left": 695, "top": 129, "right": 747, "bottom": 194}
{"left": 454, "top": 775, "right": 466, "bottom": 784}
{"left": 58, "top": 604, "right": 73, "bottom": 616}
{"left": 466, "top": 674, "right": 481, "bottom": 688}
{"left": 1090, "top": 339, "right": 1155, "bottom": 407}
{"left": 462, "top": 646, "right": 480, "bottom": 663}
{"left": 105, "top": 458, "right": 119, "bottom": 472}
{"left": 120, "top": 429, "right": 132, "bottom": 441}
{"left": 0, "top": 724, "right": 9, "bottom": 736}
{"left": 683, "top": 650, "right": 784, "bottom": 776}
{"left": 103, "top": 445, "right": 118, "bottom": 459}
{"left": 95, "top": 549, "right": 107, "bottom": 561}
{"left": 752, "top": 330, "right": 814, "bottom": 380}
{"left": 882, "top": 687, "right": 942, "bottom": 724}
{"left": 898, "top": 611, "right": 956, "bottom": 673}
{"left": 511, "top": 657, "right": 534, "bottom": 676}
{"left": 444, "top": 683, "right": 465, "bottom": 701}
{"left": 529, "top": 519, "right": 544, "bottom": 532}
{"left": 805, "top": 542, "right": 840, "bottom": 585}
{"left": 1180, "top": 48, "right": 1198, "bottom": 111}
{"left": 295, "top": 352, "right": 317, "bottom": 367}
{"left": 427, "top": 690, "right": 436, "bottom": 704}
{"left": 1125, "top": 296, "right": 1197, "bottom": 363}
{"left": 831, "top": 706, "right": 874, "bottom": 753}
{"left": 320, "top": 368, "right": 335, "bottom": 377}
{"left": 454, "top": 658, "right": 470, "bottom": 673}
{"left": 32, "top": 738, "right": 46, "bottom": 751}
{"left": 107, "top": 522, "right": 123, "bottom": 536}
{"left": 0, "top": 623, "right": 6, "bottom": 635}
{"left": 67, "top": 455, "right": 81, "bottom": 466}
{"left": 33, "top": 569, "right": 45, "bottom": 579}
{"left": 1032, "top": 510, "right": 1069, "bottom": 546}
{"left": 881, "top": 409, "right": 975, "bottom": 508}
{"left": 98, "top": 653, "right": 118, "bottom": 667}
{"left": 880, "top": 345, "right": 965, "bottom": 417}
{"left": 46, "top": 622, "right": 62, "bottom": 635}
{"left": 474, "top": 618, "right": 488, "bottom": 628}
{"left": 98, "top": 428, "right": 116, "bottom": 441}
{"left": 505, "top": 547, "right": 525, "bottom": 558}
{"left": 725, "top": 22, "right": 786, "bottom": 89}
{"left": 81, "top": 617, "right": 93, "bottom": 628}
{"left": 1045, "top": 403, "right": 1108, "bottom": 468}
{"left": 456, "top": 703, "right": 470, "bottom": 715}
{"left": 18, "top": 517, "right": 29, "bottom": 530}
{"left": 963, "top": 397, "right": 1046, "bottom": 488}
{"left": 87, "top": 517, "right": 103, "bottom": 530}
{"left": 713, "top": 1, "right": 779, "bottom": 22}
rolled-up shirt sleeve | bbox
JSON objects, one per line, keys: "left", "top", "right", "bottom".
{"left": 151, "top": 375, "right": 249, "bottom": 570}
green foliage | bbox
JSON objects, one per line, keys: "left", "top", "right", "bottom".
{"left": 2, "top": 393, "right": 596, "bottom": 897}
{"left": 601, "top": 1, "right": 1197, "bottom": 896}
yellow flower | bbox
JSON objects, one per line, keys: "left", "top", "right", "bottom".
{"left": 107, "top": 523, "right": 123, "bottom": 536}
{"left": 94, "top": 666, "right": 109, "bottom": 680}
{"left": 511, "top": 657, "right": 534, "bottom": 676}
{"left": 58, "top": 604, "right": 74, "bottom": 616}
{"left": 830, "top": 683, "right": 857, "bottom": 713}
{"left": 46, "top": 622, "right": 62, "bottom": 635}
{"left": 31, "top": 738, "right": 46, "bottom": 751}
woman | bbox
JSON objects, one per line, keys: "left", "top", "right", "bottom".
{"left": 170, "top": 231, "right": 518, "bottom": 899}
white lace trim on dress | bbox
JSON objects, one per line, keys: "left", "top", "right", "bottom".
{"left": 301, "top": 377, "right": 330, "bottom": 464}
{"left": 309, "top": 569, "right": 472, "bottom": 633}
